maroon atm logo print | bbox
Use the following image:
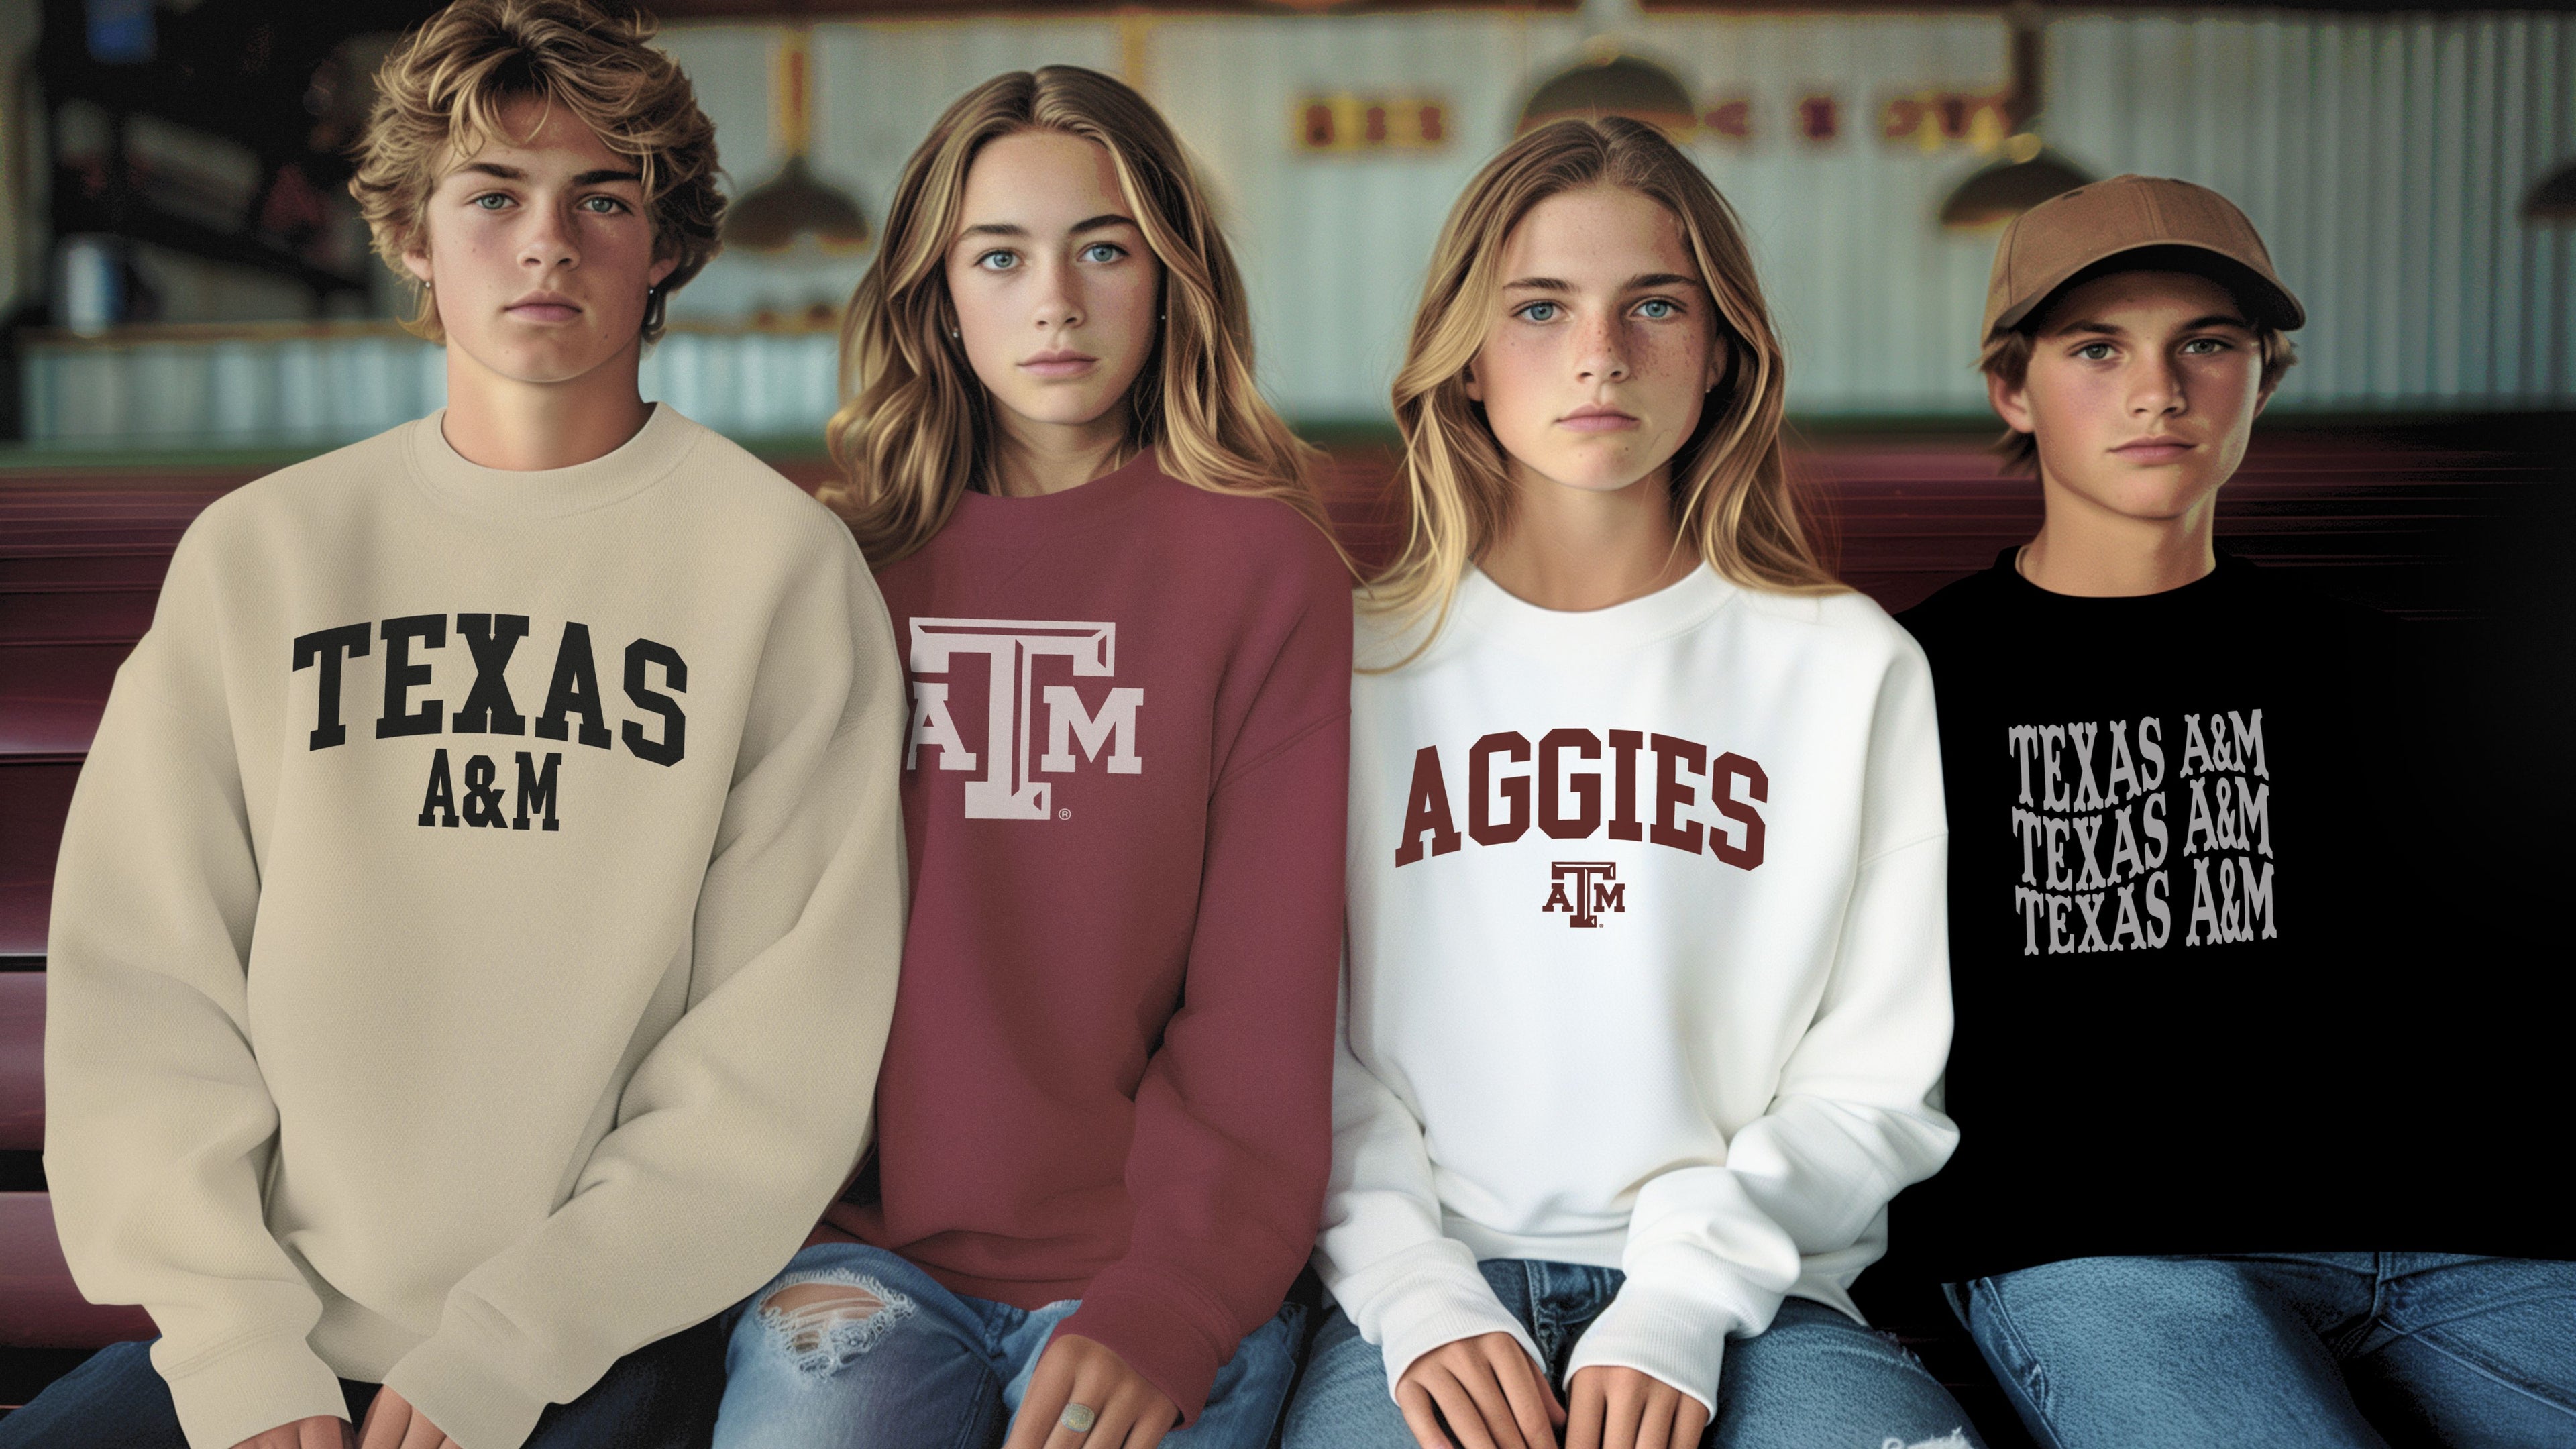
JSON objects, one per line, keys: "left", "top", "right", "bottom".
{"left": 1544, "top": 861, "right": 1625, "bottom": 928}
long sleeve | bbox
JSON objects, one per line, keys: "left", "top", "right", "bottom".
{"left": 44, "top": 529, "right": 351, "bottom": 1449}
{"left": 1055, "top": 583, "right": 1351, "bottom": 1426}
{"left": 1311, "top": 981, "right": 1543, "bottom": 1399}
{"left": 48, "top": 410, "right": 909, "bottom": 1449}
{"left": 1567, "top": 643, "right": 1959, "bottom": 1415}
{"left": 380, "top": 548, "right": 910, "bottom": 1448}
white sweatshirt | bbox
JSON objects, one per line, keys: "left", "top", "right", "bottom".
{"left": 43, "top": 406, "right": 909, "bottom": 1449}
{"left": 1318, "top": 564, "right": 1958, "bottom": 1415}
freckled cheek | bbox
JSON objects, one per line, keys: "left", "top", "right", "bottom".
{"left": 1474, "top": 335, "right": 1558, "bottom": 423}
{"left": 1630, "top": 331, "right": 1709, "bottom": 399}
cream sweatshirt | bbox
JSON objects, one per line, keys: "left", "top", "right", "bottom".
{"left": 42, "top": 406, "right": 909, "bottom": 1449}
{"left": 1318, "top": 565, "right": 1959, "bottom": 1415}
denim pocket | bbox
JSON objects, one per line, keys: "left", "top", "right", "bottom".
{"left": 1955, "top": 1277, "right": 2063, "bottom": 1445}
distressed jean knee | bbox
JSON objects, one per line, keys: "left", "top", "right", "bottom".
{"left": 753, "top": 1269, "right": 918, "bottom": 1380}
{"left": 1882, "top": 1434, "right": 1974, "bottom": 1449}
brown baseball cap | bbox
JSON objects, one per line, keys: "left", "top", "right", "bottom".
{"left": 1982, "top": 174, "right": 2305, "bottom": 341}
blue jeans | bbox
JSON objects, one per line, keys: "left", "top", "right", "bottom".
{"left": 712, "top": 1242, "right": 1304, "bottom": 1449}
{"left": 1951, "top": 1253, "right": 2576, "bottom": 1449}
{"left": 1283, "top": 1258, "right": 1982, "bottom": 1449}
{"left": 0, "top": 1315, "right": 724, "bottom": 1448}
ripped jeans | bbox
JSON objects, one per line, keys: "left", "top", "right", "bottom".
{"left": 712, "top": 1241, "right": 1304, "bottom": 1449}
{"left": 1283, "top": 1259, "right": 1982, "bottom": 1449}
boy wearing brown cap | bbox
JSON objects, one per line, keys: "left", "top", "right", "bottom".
{"left": 1897, "top": 176, "right": 2576, "bottom": 1448}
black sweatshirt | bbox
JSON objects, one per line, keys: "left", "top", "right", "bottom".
{"left": 1892, "top": 549, "right": 2499, "bottom": 1281}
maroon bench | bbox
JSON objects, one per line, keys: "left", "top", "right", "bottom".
{"left": 0, "top": 473, "right": 212, "bottom": 1374}
{"left": 1, "top": 973, "right": 156, "bottom": 1350}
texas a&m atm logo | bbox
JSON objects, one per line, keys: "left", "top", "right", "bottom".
{"left": 1544, "top": 861, "right": 1625, "bottom": 928}
{"left": 904, "top": 617, "right": 1143, "bottom": 820}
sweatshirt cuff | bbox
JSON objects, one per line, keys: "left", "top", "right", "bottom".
{"left": 1565, "top": 1281, "right": 1756, "bottom": 1418}
{"left": 160, "top": 1330, "right": 350, "bottom": 1449}
{"left": 1334, "top": 1244, "right": 1542, "bottom": 1405}
{"left": 1058, "top": 1272, "right": 1233, "bottom": 1428}
{"left": 382, "top": 1324, "right": 555, "bottom": 1449}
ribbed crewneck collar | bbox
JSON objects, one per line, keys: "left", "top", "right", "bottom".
{"left": 1447, "top": 561, "right": 1739, "bottom": 660}
{"left": 405, "top": 403, "right": 700, "bottom": 521}
{"left": 1984, "top": 545, "right": 2248, "bottom": 621}
{"left": 945, "top": 447, "right": 1169, "bottom": 537}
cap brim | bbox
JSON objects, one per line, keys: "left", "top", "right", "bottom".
{"left": 1995, "top": 241, "right": 2306, "bottom": 337}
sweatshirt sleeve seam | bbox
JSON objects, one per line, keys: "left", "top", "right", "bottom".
{"left": 1857, "top": 829, "right": 1945, "bottom": 870}
{"left": 99, "top": 653, "right": 243, "bottom": 796}
{"left": 118, "top": 551, "right": 241, "bottom": 763}
{"left": 1214, "top": 706, "right": 1348, "bottom": 790}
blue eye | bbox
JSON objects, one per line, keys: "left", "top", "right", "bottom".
{"left": 977, "top": 250, "right": 1019, "bottom": 271}
{"left": 1635, "top": 298, "right": 1679, "bottom": 319}
{"left": 473, "top": 193, "right": 512, "bottom": 211}
{"left": 1517, "top": 301, "right": 1560, "bottom": 323}
{"left": 1079, "top": 242, "right": 1124, "bottom": 264}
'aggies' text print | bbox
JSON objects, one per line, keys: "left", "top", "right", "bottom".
{"left": 2006, "top": 709, "right": 2276, "bottom": 956}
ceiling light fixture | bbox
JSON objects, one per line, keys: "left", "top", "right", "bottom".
{"left": 1939, "top": 2, "right": 2094, "bottom": 229}
{"left": 726, "top": 27, "right": 871, "bottom": 256}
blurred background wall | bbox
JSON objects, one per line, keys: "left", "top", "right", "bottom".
{"left": 5, "top": 0, "right": 2573, "bottom": 447}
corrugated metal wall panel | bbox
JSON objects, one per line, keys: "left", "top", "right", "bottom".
{"left": 1153, "top": 9, "right": 2576, "bottom": 419}
{"left": 657, "top": 20, "right": 1126, "bottom": 323}
{"left": 1650, "top": 13, "right": 2009, "bottom": 414}
{"left": 1148, "top": 12, "right": 1581, "bottom": 419}
{"left": 21, "top": 11, "right": 2575, "bottom": 444}
{"left": 2047, "top": 12, "right": 2573, "bottom": 413}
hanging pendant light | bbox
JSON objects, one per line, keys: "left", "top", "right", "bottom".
{"left": 1518, "top": 0, "right": 1696, "bottom": 140}
{"left": 1519, "top": 51, "right": 1698, "bottom": 138}
{"left": 2523, "top": 161, "right": 2576, "bottom": 223}
{"left": 726, "top": 27, "right": 871, "bottom": 255}
{"left": 1940, "top": 3, "right": 2094, "bottom": 229}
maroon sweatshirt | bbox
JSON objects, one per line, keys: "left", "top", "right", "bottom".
{"left": 820, "top": 451, "right": 1350, "bottom": 1421}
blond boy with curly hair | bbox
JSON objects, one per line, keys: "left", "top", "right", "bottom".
{"left": 11, "top": 5, "right": 908, "bottom": 1447}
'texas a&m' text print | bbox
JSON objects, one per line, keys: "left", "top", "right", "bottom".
{"left": 2007, "top": 708, "right": 2277, "bottom": 955}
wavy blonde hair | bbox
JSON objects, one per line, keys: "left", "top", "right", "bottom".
{"left": 1372, "top": 117, "right": 1839, "bottom": 650}
{"left": 821, "top": 66, "right": 1331, "bottom": 569}
{"left": 350, "top": 0, "right": 722, "bottom": 345}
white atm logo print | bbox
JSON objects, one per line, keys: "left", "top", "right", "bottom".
{"left": 905, "top": 618, "right": 1143, "bottom": 820}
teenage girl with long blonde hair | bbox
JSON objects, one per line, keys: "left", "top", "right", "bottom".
{"left": 1285, "top": 117, "right": 1983, "bottom": 1449}
{"left": 714, "top": 66, "right": 1352, "bottom": 1449}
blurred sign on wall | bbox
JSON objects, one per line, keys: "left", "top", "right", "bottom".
{"left": 1295, "top": 95, "right": 1450, "bottom": 154}
{"left": 16, "top": 6, "right": 2576, "bottom": 449}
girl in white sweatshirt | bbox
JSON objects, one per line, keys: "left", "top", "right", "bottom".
{"left": 1281, "top": 117, "right": 1981, "bottom": 1449}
